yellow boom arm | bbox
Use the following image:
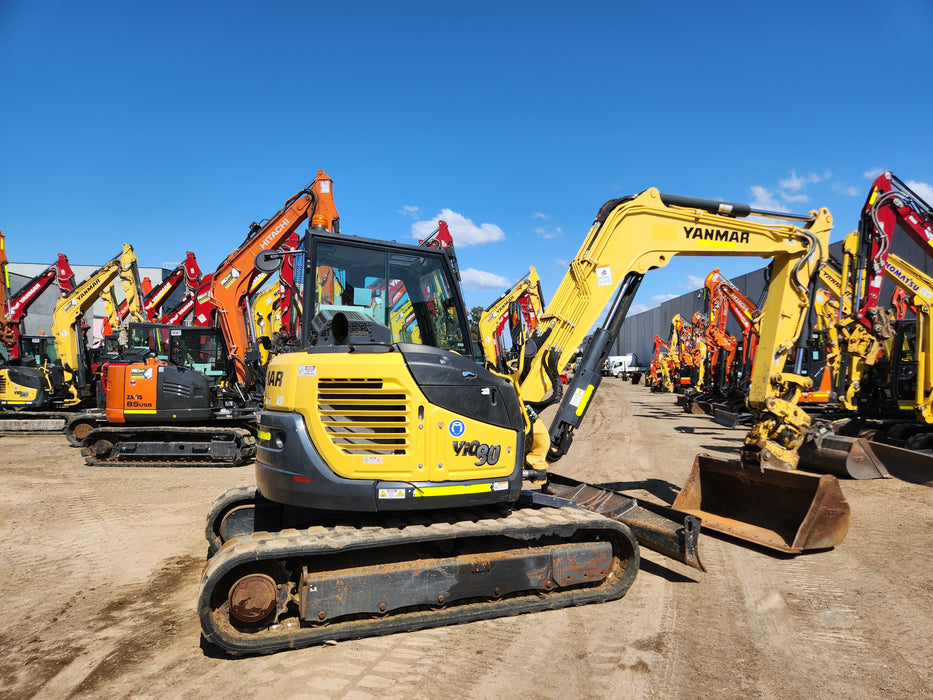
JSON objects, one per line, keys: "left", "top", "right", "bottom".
{"left": 517, "top": 188, "right": 830, "bottom": 471}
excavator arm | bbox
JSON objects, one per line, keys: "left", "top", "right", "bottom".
{"left": 478, "top": 266, "right": 546, "bottom": 372}
{"left": 136, "top": 251, "right": 202, "bottom": 321}
{"left": 3, "top": 253, "right": 76, "bottom": 359}
{"left": 851, "top": 171, "right": 933, "bottom": 330}
{"left": 1, "top": 232, "right": 13, "bottom": 350}
{"left": 515, "top": 189, "right": 829, "bottom": 474}
{"left": 209, "top": 170, "right": 338, "bottom": 383}
{"left": 52, "top": 243, "right": 142, "bottom": 404}
{"left": 836, "top": 175, "right": 933, "bottom": 411}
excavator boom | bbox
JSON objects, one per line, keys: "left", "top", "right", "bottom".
{"left": 209, "top": 170, "right": 338, "bottom": 383}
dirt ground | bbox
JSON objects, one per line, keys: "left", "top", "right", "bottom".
{"left": 1, "top": 381, "right": 931, "bottom": 699}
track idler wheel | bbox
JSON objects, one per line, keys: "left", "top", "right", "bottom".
{"left": 228, "top": 573, "right": 278, "bottom": 624}
{"left": 87, "top": 438, "right": 115, "bottom": 460}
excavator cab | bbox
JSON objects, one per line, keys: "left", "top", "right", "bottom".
{"left": 305, "top": 236, "right": 472, "bottom": 355}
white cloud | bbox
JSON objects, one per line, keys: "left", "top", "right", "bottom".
{"left": 411, "top": 209, "right": 505, "bottom": 247}
{"left": 399, "top": 205, "right": 421, "bottom": 218}
{"left": 832, "top": 183, "right": 861, "bottom": 197}
{"left": 683, "top": 274, "right": 705, "bottom": 290}
{"left": 650, "top": 292, "right": 679, "bottom": 305}
{"left": 531, "top": 212, "right": 548, "bottom": 219}
{"left": 628, "top": 303, "right": 650, "bottom": 315}
{"left": 749, "top": 185, "right": 791, "bottom": 213}
{"left": 535, "top": 225, "right": 563, "bottom": 240}
{"left": 459, "top": 268, "right": 512, "bottom": 291}
{"left": 779, "top": 170, "right": 831, "bottom": 192}
{"left": 907, "top": 180, "right": 933, "bottom": 204}
{"left": 863, "top": 168, "right": 884, "bottom": 179}
{"left": 555, "top": 258, "right": 570, "bottom": 268}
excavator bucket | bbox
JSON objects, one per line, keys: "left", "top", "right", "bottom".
{"left": 797, "top": 434, "right": 891, "bottom": 480}
{"left": 862, "top": 441, "right": 933, "bottom": 486}
{"left": 711, "top": 402, "right": 751, "bottom": 427}
{"left": 672, "top": 454, "right": 850, "bottom": 554}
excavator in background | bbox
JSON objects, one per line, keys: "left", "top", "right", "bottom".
{"left": 682, "top": 269, "right": 741, "bottom": 413}
{"left": 660, "top": 314, "right": 694, "bottom": 392}
{"left": 791, "top": 256, "right": 847, "bottom": 408}
{"left": 686, "top": 269, "right": 760, "bottom": 422}
{"left": 0, "top": 244, "right": 144, "bottom": 433}
{"left": 159, "top": 273, "right": 216, "bottom": 326}
{"left": 252, "top": 232, "right": 303, "bottom": 364}
{"left": 891, "top": 286, "right": 914, "bottom": 320}
{"left": 71, "top": 172, "right": 340, "bottom": 466}
{"left": 651, "top": 315, "right": 681, "bottom": 392}
{"left": 198, "top": 186, "right": 849, "bottom": 655}
{"left": 138, "top": 252, "right": 202, "bottom": 321}
{"left": 644, "top": 334, "right": 669, "bottom": 388}
{"left": 102, "top": 252, "right": 202, "bottom": 335}
{"left": 688, "top": 310, "right": 709, "bottom": 391}
{"left": 478, "top": 266, "right": 546, "bottom": 372}
{"left": 1, "top": 246, "right": 77, "bottom": 360}
{"left": 793, "top": 172, "right": 933, "bottom": 480}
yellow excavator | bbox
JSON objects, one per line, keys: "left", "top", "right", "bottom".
{"left": 0, "top": 244, "right": 144, "bottom": 432}
{"left": 818, "top": 232, "right": 933, "bottom": 474}
{"left": 477, "top": 266, "right": 546, "bottom": 373}
{"left": 198, "top": 188, "right": 849, "bottom": 655}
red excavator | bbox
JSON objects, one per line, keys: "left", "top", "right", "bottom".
{"left": 1, "top": 233, "right": 76, "bottom": 360}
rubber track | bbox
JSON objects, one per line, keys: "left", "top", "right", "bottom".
{"left": 0, "top": 412, "right": 72, "bottom": 436}
{"left": 63, "top": 412, "right": 106, "bottom": 446}
{"left": 204, "top": 485, "right": 261, "bottom": 556}
{"left": 80, "top": 426, "right": 256, "bottom": 468}
{"left": 198, "top": 505, "right": 640, "bottom": 655}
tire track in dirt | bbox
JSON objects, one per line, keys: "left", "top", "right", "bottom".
{"left": 0, "top": 555, "right": 203, "bottom": 699}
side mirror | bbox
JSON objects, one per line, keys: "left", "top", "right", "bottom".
{"left": 254, "top": 250, "right": 284, "bottom": 274}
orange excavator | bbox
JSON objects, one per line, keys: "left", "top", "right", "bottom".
{"left": 70, "top": 172, "right": 340, "bottom": 466}
{"left": 644, "top": 334, "right": 669, "bottom": 388}
{"left": 683, "top": 268, "right": 758, "bottom": 421}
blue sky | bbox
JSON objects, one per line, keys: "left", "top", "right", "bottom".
{"left": 2, "top": 1, "right": 932, "bottom": 320}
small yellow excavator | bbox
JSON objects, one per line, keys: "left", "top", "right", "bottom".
{"left": 0, "top": 244, "right": 144, "bottom": 433}
{"left": 198, "top": 187, "right": 850, "bottom": 654}
{"left": 477, "top": 266, "right": 546, "bottom": 373}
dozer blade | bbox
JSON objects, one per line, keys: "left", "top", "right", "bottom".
{"left": 537, "top": 474, "right": 704, "bottom": 571}
{"left": 672, "top": 454, "right": 850, "bottom": 554}
{"left": 711, "top": 403, "right": 750, "bottom": 427}
{"left": 798, "top": 435, "right": 891, "bottom": 480}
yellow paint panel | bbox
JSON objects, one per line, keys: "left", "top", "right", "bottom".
{"left": 696, "top": 239, "right": 737, "bottom": 249}
{"left": 651, "top": 224, "right": 679, "bottom": 242}
{"left": 415, "top": 482, "right": 506, "bottom": 497}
